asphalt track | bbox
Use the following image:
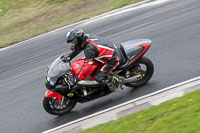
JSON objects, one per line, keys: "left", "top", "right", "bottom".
{"left": 0, "top": 0, "right": 200, "bottom": 132}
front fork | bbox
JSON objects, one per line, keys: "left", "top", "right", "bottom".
{"left": 44, "top": 90, "right": 64, "bottom": 103}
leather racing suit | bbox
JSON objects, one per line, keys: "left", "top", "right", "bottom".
{"left": 67, "top": 35, "right": 121, "bottom": 83}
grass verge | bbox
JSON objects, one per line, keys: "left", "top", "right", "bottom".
{"left": 80, "top": 89, "right": 200, "bottom": 133}
{"left": 0, "top": 0, "right": 142, "bottom": 48}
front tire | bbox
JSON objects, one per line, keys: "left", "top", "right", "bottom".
{"left": 43, "top": 97, "right": 76, "bottom": 115}
{"left": 124, "top": 56, "right": 154, "bottom": 88}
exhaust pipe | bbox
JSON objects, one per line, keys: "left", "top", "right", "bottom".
{"left": 122, "top": 75, "right": 142, "bottom": 84}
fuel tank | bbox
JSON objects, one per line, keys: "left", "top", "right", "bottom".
{"left": 71, "top": 58, "right": 102, "bottom": 80}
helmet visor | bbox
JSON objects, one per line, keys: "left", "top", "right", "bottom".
{"left": 68, "top": 39, "right": 78, "bottom": 50}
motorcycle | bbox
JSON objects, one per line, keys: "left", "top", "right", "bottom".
{"left": 43, "top": 39, "right": 154, "bottom": 115}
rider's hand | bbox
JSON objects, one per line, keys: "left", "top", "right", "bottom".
{"left": 61, "top": 56, "right": 70, "bottom": 63}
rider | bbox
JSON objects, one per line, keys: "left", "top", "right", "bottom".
{"left": 62, "top": 29, "right": 122, "bottom": 91}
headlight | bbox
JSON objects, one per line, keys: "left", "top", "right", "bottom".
{"left": 45, "top": 76, "right": 56, "bottom": 90}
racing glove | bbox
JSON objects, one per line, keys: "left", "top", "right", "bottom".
{"left": 61, "top": 55, "right": 70, "bottom": 63}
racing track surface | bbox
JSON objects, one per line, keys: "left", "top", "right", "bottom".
{"left": 0, "top": 0, "right": 200, "bottom": 132}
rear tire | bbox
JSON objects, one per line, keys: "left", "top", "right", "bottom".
{"left": 124, "top": 56, "right": 154, "bottom": 88}
{"left": 43, "top": 97, "right": 76, "bottom": 115}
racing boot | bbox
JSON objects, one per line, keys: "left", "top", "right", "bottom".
{"left": 102, "top": 76, "right": 123, "bottom": 92}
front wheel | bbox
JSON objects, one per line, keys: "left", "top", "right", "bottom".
{"left": 124, "top": 56, "right": 154, "bottom": 88}
{"left": 43, "top": 96, "right": 76, "bottom": 115}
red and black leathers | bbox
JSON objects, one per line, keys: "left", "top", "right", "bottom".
{"left": 67, "top": 35, "right": 120, "bottom": 83}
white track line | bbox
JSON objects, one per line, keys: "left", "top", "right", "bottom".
{"left": 0, "top": 0, "right": 171, "bottom": 52}
{"left": 43, "top": 76, "right": 200, "bottom": 133}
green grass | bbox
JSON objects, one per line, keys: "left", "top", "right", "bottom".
{"left": 0, "top": 0, "right": 142, "bottom": 48}
{"left": 80, "top": 89, "right": 200, "bottom": 133}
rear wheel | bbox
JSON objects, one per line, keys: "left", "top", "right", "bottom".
{"left": 43, "top": 96, "right": 76, "bottom": 115}
{"left": 124, "top": 56, "right": 154, "bottom": 88}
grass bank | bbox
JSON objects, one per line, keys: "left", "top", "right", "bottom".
{"left": 81, "top": 89, "right": 200, "bottom": 133}
{"left": 0, "top": 0, "right": 142, "bottom": 48}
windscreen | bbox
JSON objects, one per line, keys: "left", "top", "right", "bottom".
{"left": 47, "top": 56, "right": 69, "bottom": 78}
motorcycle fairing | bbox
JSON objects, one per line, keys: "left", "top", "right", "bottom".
{"left": 120, "top": 39, "right": 152, "bottom": 65}
{"left": 128, "top": 43, "right": 150, "bottom": 65}
{"left": 46, "top": 56, "right": 71, "bottom": 90}
{"left": 45, "top": 90, "right": 62, "bottom": 103}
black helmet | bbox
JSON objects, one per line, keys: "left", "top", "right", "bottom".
{"left": 66, "top": 29, "right": 84, "bottom": 50}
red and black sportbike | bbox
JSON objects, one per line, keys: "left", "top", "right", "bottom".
{"left": 43, "top": 39, "right": 154, "bottom": 115}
